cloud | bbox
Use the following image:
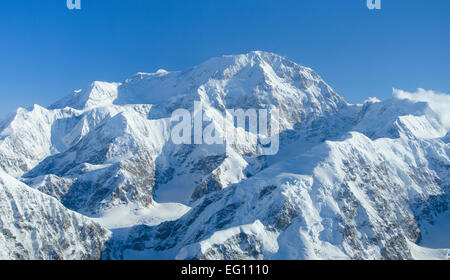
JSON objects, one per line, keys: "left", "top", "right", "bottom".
{"left": 364, "top": 97, "right": 381, "bottom": 103}
{"left": 393, "top": 88, "right": 450, "bottom": 130}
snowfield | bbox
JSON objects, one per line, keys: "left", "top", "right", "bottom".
{"left": 0, "top": 51, "right": 449, "bottom": 260}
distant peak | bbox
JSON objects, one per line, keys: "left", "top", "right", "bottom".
{"left": 364, "top": 97, "right": 381, "bottom": 104}
{"left": 156, "top": 69, "right": 168, "bottom": 74}
{"left": 129, "top": 70, "right": 170, "bottom": 80}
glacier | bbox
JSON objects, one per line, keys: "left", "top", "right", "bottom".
{"left": 0, "top": 51, "right": 448, "bottom": 260}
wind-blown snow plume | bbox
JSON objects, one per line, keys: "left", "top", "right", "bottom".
{"left": 394, "top": 88, "right": 450, "bottom": 130}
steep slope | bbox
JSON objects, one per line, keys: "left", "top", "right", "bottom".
{"left": 0, "top": 170, "right": 110, "bottom": 260}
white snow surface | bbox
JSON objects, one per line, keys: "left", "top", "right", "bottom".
{"left": 95, "top": 202, "right": 190, "bottom": 229}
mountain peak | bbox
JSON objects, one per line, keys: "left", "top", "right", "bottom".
{"left": 197, "top": 50, "right": 312, "bottom": 75}
{"left": 47, "top": 51, "right": 345, "bottom": 126}
{"left": 50, "top": 81, "right": 121, "bottom": 110}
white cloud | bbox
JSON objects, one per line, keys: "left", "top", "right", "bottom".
{"left": 364, "top": 97, "right": 381, "bottom": 103}
{"left": 393, "top": 88, "right": 450, "bottom": 130}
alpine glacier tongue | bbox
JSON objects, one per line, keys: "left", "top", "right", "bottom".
{"left": 0, "top": 51, "right": 449, "bottom": 260}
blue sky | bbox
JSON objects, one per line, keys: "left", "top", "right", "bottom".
{"left": 0, "top": 0, "right": 449, "bottom": 117}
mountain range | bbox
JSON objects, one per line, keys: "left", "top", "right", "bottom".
{"left": 0, "top": 51, "right": 449, "bottom": 260}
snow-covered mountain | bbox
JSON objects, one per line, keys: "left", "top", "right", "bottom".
{"left": 0, "top": 51, "right": 449, "bottom": 260}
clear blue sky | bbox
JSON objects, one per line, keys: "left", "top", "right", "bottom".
{"left": 1, "top": 0, "right": 449, "bottom": 117}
